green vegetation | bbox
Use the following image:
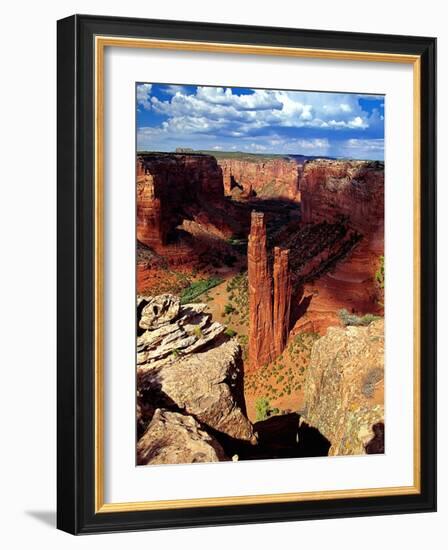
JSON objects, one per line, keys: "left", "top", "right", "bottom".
{"left": 338, "top": 309, "right": 382, "bottom": 327}
{"left": 198, "top": 150, "right": 290, "bottom": 162}
{"left": 375, "top": 255, "right": 385, "bottom": 290}
{"left": 225, "top": 272, "right": 249, "bottom": 325}
{"left": 227, "top": 236, "right": 248, "bottom": 247}
{"left": 224, "top": 303, "right": 236, "bottom": 315}
{"left": 224, "top": 327, "right": 237, "bottom": 338}
{"left": 171, "top": 348, "right": 181, "bottom": 358}
{"left": 375, "top": 255, "right": 385, "bottom": 307}
{"left": 180, "top": 277, "right": 223, "bottom": 304}
{"left": 193, "top": 326, "right": 203, "bottom": 339}
{"left": 255, "top": 397, "right": 271, "bottom": 422}
{"left": 286, "top": 332, "right": 320, "bottom": 364}
{"left": 245, "top": 332, "right": 320, "bottom": 406}
{"left": 238, "top": 334, "right": 249, "bottom": 360}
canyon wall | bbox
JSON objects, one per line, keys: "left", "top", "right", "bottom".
{"left": 248, "top": 212, "right": 292, "bottom": 369}
{"left": 218, "top": 158, "right": 300, "bottom": 200}
{"left": 294, "top": 159, "right": 385, "bottom": 330}
{"left": 137, "top": 153, "right": 236, "bottom": 251}
{"left": 300, "top": 159, "right": 384, "bottom": 235}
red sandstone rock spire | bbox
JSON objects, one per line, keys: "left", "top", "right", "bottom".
{"left": 248, "top": 212, "right": 274, "bottom": 369}
{"left": 273, "top": 247, "right": 292, "bottom": 356}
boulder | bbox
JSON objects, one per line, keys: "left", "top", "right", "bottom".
{"left": 302, "top": 319, "right": 384, "bottom": 455}
{"left": 137, "top": 409, "right": 227, "bottom": 465}
{"left": 139, "top": 294, "right": 180, "bottom": 330}
{"left": 139, "top": 338, "right": 256, "bottom": 443}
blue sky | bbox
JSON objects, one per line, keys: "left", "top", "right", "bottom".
{"left": 136, "top": 83, "right": 384, "bottom": 160}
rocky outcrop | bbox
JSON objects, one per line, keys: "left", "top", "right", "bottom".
{"left": 137, "top": 154, "right": 237, "bottom": 257}
{"left": 138, "top": 294, "right": 180, "bottom": 330}
{"left": 301, "top": 319, "right": 384, "bottom": 455}
{"left": 248, "top": 212, "right": 292, "bottom": 368}
{"left": 218, "top": 158, "right": 300, "bottom": 200}
{"left": 137, "top": 294, "right": 255, "bottom": 448}
{"left": 137, "top": 296, "right": 226, "bottom": 369}
{"left": 140, "top": 339, "right": 255, "bottom": 443}
{"left": 137, "top": 409, "right": 227, "bottom": 465}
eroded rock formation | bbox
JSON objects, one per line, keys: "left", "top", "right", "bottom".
{"left": 137, "top": 153, "right": 238, "bottom": 259}
{"left": 137, "top": 293, "right": 255, "bottom": 454}
{"left": 301, "top": 319, "right": 384, "bottom": 455}
{"left": 137, "top": 409, "right": 227, "bottom": 465}
{"left": 248, "top": 212, "right": 274, "bottom": 368}
{"left": 218, "top": 158, "right": 300, "bottom": 200}
{"left": 281, "top": 159, "right": 386, "bottom": 334}
{"left": 248, "top": 212, "right": 292, "bottom": 368}
{"left": 137, "top": 296, "right": 226, "bottom": 369}
{"left": 273, "top": 247, "right": 292, "bottom": 356}
{"left": 300, "top": 159, "right": 384, "bottom": 235}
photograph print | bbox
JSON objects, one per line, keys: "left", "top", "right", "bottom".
{"left": 135, "top": 83, "right": 385, "bottom": 466}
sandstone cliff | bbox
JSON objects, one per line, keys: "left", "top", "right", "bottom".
{"left": 137, "top": 153, "right": 239, "bottom": 260}
{"left": 300, "top": 159, "right": 384, "bottom": 236}
{"left": 218, "top": 157, "right": 300, "bottom": 200}
{"left": 301, "top": 319, "right": 384, "bottom": 455}
{"left": 248, "top": 212, "right": 292, "bottom": 368}
{"left": 137, "top": 294, "right": 255, "bottom": 462}
{"left": 286, "top": 159, "right": 385, "bottom": 333}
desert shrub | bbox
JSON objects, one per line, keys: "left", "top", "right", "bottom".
{"left": 338, "top": 308, "right": 382, "bottom": 327}
{"left": 224, "top": 327, "right": 237, "bottom": 338}
{"left": 375, "top": 255, "right": 385, "bottom": 290}
{"left": 180, "top": 277, "right": 223, "bottom": 304}
{"left": 193, "top": 326, "right": 203, "bottom": 339}
{"left": 362, "top": 367, "right": 384, "bottom": 397}
{"left": 224, "top": 303, "right": 236, "bottom": 315}
{"left": 255, "top": 397, "right": 271, "bottom": 422}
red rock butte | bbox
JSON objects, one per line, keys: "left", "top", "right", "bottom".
{"left": 248, "top": 211, "right": 292, "bottom": 370}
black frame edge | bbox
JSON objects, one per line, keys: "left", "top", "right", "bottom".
{"left": 57, "top": 14, "right": 78, "bottom": 535}
{"left": 57, "top": 14, "right": 437, "bottom": 535}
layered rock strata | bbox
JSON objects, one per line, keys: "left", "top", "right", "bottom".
{"left": 273, "top": 247, "right": 292, "bottom": 356}
{"left": 300, "top": 159, "right": 384, "bottom": 235}
{"left": 218, "top": 158, "right": 300, "bottom": 200}
{"left": 247, "top": 212, "right": 292, "bottom": 368}
{"left": 137, "top": 294, "right": 255, "bottom": 448}
{"left": 137, "top": 153, "right": 237, "bottom": 255}
{"left": 295, "top": 159, "right": 385, "bottom": 333}
{"left": 248, "top": 212, "right": 274, "bottom": 368}
{"left": 301, "top": 319, "right": 384, "bottom": 455}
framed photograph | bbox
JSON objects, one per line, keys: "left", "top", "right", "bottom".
{"left": 57, "top": 14, "right": 436, "bottom": 534}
